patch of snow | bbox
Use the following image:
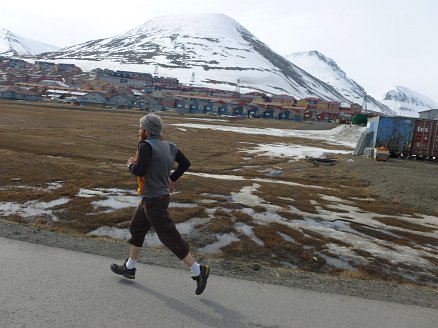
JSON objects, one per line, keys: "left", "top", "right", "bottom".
{"left": 46, "top": 182, "right": 64, "bottom": 191}
{"left": 319, "top": 194, "right": 354, "bottom": 204}
{"left": 0, "top": 198, "right": 70, "bottom": 221}
{"left": 172, "top": 123, "right": 365, "bottom": 148}
{"left": 88, "top": 226, "right": 161, "bottom": 246}
{"left": 317, "top": 253, "right": 354, "bottom": 270}
{"left": 169, "top": 202, "right": 198, "bottom": 208}
{"left": 231, "top": 183, "right": 283, "bottom": 212}
{"left": 0, "top": 181, "right": 64, "bottom": 192}
{"left": 243, "top": 143, "right": 351, "bottom": 160}
{"left": 230, "top": 181, "right": 438, "bottom": 274}
{"left": 349, "top": 197, "right": 376, "bottom": 202}
{"left": 198, "top": 233, "right": 240, "bottom": 254}
{"left": 77, "top": 188, "right": 139, "bottom": 212}
{"left": 277, "top": 231, "right": 296, "bottom": 243}
{"left": 187, "top": 172, "right": 333, "bottom": 190}
{"left": 235, "top": 222, "right": 264, "bottom": 246}
{"left": 88, "top": 217, "right": 206, "bottom": 245}
{"left": 258, "top": 168, "right": 283, "bottom": 177}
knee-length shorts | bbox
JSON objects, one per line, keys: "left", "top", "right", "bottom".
{"left": 128, "top": 194, "right": 190, "bottom": 260}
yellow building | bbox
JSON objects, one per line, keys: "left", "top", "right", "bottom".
{"left": 297, "top": 99, "right": 310, "bottom": 108}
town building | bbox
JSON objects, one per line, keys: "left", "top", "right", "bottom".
{"left": 0, "top": 86, "right": 42, "bottom": 101}
{"left": 419, "top": 109, "right": 438, "bottom": 120}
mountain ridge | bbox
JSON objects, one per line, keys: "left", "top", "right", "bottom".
{"left": 285, "top": 50, "right": 396, "bottom": 116}
{"left": 35, "top": 14, "right": 358, "bottom": 103}
{"left": 380, "top": 85, "right": 438, "bottom": 117}
{"left": 0, "top": 29, "right": 59, "bottom": 56}
{"left": 2, "top": 14, "right": 436, "bottom": 116}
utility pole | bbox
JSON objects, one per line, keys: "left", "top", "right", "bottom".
{"left": 154, "top": 66, "right": 158, "bottom": 77}
{"left": 190, "top": 72, "right": 196, "bottom": 84}
{"left": 235, "top": 78, "right": 241, "bottom": 93}
{"left": 362, "top": 93, "right": 368, "bottom": 114}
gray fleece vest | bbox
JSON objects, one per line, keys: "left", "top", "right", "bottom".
{"left": 141, "top": 136, "right": 178, "bottom": 198}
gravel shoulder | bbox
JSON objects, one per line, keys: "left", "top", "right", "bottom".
{"left": 345, "top": 155, "right": 438, "bottom": 216}
{"left": 1, "top": 219, "right": 437, "bottom": 309}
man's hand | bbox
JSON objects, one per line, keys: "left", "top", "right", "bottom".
{"left": 127, "top": 156, "right": 137, "bottom": 168}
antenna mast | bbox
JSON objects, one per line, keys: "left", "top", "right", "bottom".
{"left": 362, "top": 93, "right": 368, "bottom": 114}
{"left": 235, "top": 79, "right": 241, "bottom": 93}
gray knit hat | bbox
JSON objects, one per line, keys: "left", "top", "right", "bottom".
{"left": 140, "top": 114, "right": 162, "bottom": 136}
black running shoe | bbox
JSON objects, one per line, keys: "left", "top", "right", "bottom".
{"left": 110, "top": 259, "right": 136, "bottom": 279}
{"left": 192, "top": 264, "right": 210, "bottom": 295}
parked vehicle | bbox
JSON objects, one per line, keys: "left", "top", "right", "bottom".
{"left": 65, "top": 96, "right": 78, "bottom": 102}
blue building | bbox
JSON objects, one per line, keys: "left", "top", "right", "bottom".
{"left": 79, "top": 91, "right": 107, "bottom": 106}
{"left": 0, "top": 86, "right": 42, "bottom": 101}
{"left": 176, "top": 98, "right": 190, "bottom": 114}
{"left": 218, "top": 103, "right": 233, "bottom": 116}
{"left": 106, "top": 94, "right": 135, "bottom": 108}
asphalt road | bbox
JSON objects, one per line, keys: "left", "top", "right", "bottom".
{"left": 0, "top": 237, "right": 437, "bottom": 328}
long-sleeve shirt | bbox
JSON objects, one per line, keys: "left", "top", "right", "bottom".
{"left": 129, "top": 137, "right": 191, "bottom": 197}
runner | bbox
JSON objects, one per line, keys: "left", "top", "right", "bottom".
{"left": 110, "top": 113, "right": 209, "bottom": 295}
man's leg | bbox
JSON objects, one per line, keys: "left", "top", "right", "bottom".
{"left": 129, "top": 245, "right": 142, "bottom": 261}
{"left": 125, "top": 245, "right": 141, "bottom": 269}
{"left": 182, "top": 252, "right": 195, "bottom": 267}
{"left": 111, "top": 204, "right": 150, "bottom": 278}
{"left": 145, "top": 195, "right": 210, "bottom": 295}
{"left": 181, "top": 251, "right": 210, "bottom": 295}
{"left": 181, "top": 252, "right": 201, "bottom": 275}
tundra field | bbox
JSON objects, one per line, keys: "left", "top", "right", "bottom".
{"left": 0, "top": 100, "right": 437, "bottom": 287}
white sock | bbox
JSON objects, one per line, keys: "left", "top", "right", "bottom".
{"left": 126, "top": 258, "right": 137, "bottom": 269}
{"left": 190, "top": 262, "right": 201, "bottom": 277}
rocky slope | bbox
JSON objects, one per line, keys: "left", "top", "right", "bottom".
{"left": 380, "top": 85, "right": 438, "bottom": 117}
{"left": 286, "top": 51, "right": 396, "bottom": 115}
{"left": 0, "top": 29, "right": 59, "bottom": 56}
{"left": 39, "top": 14, "right": 354, "bottom": 101}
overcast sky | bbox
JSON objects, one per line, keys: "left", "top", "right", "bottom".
{"left": 2, "top": 0, "right": 437, "bottom": 100}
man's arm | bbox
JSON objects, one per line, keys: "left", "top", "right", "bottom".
{"left": 129, "top": 142, "right": 152, "bottom": 176}
{"left": 170, "top": 150, "right": 191, "bottom": 182}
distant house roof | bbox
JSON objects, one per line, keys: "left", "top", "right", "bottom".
{"left": 173, "top": 94, "right": 235, "bottom": 103}
{"left": 419, "top": 108, "right": 438, "bottom": 113}
{"left": 107, "top": 93, "right": 134, "bottom": 100}
{"left": 46, "top": 89, "right": 87, "bottom": 96}
{"left": 40, "top": 80, "right": 70, "bottom": 88}
{"left": 271, "top": 94, "right": 296, "bottom": 100}
{"left": 82, "top": 91, "right": 107, "bottom": 97}
{"left": 0, "top": 86, "right": 41, "bottom": 95}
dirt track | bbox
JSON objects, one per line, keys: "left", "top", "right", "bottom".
{"left": 346, "top": 155, "right": 438, "bottom": 216}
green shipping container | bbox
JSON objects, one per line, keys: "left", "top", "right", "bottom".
{"left": 351, "top": 114, "right": 368, "bottom": 125}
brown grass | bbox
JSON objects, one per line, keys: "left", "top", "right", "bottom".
{"left": 1, "top": 100, "right": 437, "bottom": 284}
{"left": 374, "top": 216, "right": 436, "bottom": 233}
{"left": 388, "top": 229, "right": 438, "bottom": 246}
{"left": 169, "top": 206, "right": 206, "bottom": 223}
{"left": 350, "top": 223, "right": 413, "bottom": 246}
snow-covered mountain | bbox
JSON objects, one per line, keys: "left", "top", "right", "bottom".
{"left": 380, "top": 86, "right": 438, "bottom": 118}
{"left": 0, "top": 29, "right": 59, "bottom": 56}
{"left": 40, "top": 14, "right": 354, "bottom": 102}
{"left": 286, "top": 51, "right": 396, "bottom": 116}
